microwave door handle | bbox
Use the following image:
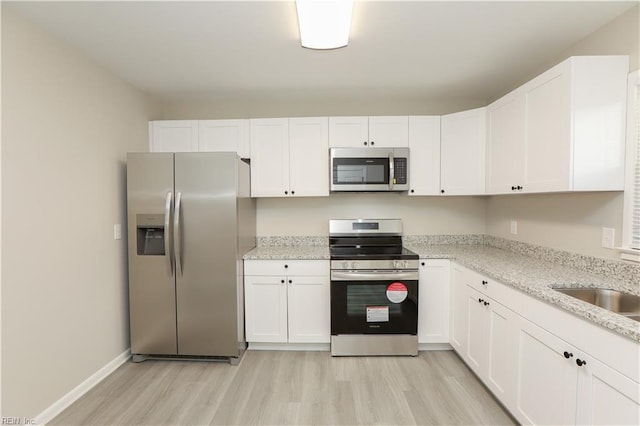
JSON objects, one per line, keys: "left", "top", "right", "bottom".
{"left": 164, "top": 191, "right": 173, "bottom": 277}
{"left": 389, "top": 152, "right": 395, "bottom": 189}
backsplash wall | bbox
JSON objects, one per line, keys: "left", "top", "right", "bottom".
{"left": 256, "top": 194, "right": 487, "bottom": 236}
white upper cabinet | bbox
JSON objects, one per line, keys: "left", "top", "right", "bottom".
{"left": 328, "top": 116, "right": 369, "bottom": 147}
{"left": 198, "top": 120, "right": 250, "bottom": 158}
{"left": 524, "top": 56, "right": 628, "bottom": 192}
{"left": 149, "top": 119, "right": 249, "bottom": 157}
{"left": 486, "top": 56, "right": 628, "bottom": 194}
{"left": 250, "top": 118, "right": 290, "bottom": 197}
{"left": 149, "top": 120, "right": 198, "bottom": 152}
{"left": 486, "top": 90, "right": 526, "bottom": 194}
{"left": 368, "top": 116, "right": 409, "bottom": 147}
{"left": 408, "top": 116, "right": 441, "bottom": 196}
{"left": 440, "top": 107, "right": 487, "bottom": 195}
{"left": 329, "top": 116, "right": 409, "bottom": 148}
{"left": 288, "top": 117, "right": 330, "bottom": 197}
{"left": 250, "top": 117, "right": 329, "bottom": 197}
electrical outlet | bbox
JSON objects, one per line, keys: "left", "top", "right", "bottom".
{"left": 601, "top": 227, "right": 615, "bottom": 249}
{"left": 114, "top": 224, "right": 122, "bottom": 240}
{"left": 510, "top": 220, "right": 518, "bottom": 235}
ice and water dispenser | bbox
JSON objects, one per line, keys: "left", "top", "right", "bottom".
{"left": 136, "top": 214, "right": 165, "bottom": 256}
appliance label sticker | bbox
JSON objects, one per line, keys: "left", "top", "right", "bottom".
{"left": 366, "top": 306, "right": 389, "bottom": 322}
{"left": 386, "top": 282, "right": 408, "bottom": 303}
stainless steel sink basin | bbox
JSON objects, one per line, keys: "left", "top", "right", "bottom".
{"left": 553, "top": 288, "right": 640, "bottom": 321}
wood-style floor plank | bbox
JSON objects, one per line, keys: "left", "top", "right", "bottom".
{"left": 50, "top": 350, "right": 515, "bottom": 426}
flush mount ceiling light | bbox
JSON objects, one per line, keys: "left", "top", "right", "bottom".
{"left": 295, "top": 0, "right": 354, "bottom": 50}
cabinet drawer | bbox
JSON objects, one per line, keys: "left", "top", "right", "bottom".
{"left": 244, "top": 259, "right": 329, "bottom": 276}
{"left": 457, "top": 265, "right": 494, "bottom": 295}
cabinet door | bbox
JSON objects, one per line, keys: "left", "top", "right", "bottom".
{"left": 408, "top": 116, "right": 441, "bottom": 195}
{"left": 513, "top": 316, "right": 577, "bottom": 426}
{"left": 523, "top": 62, "right": 572, "bottom": 192}
{"left": 250, "top": 118, "right": 289, "bottom": 197}
{"left": 287, "top": 275, "right": 330, "bottom": 343}
{"left": 288, "top": 117, "right": 329, "bottom": 197}
{"left": 149, "top": 120, "right": 198, "bottom": 152}
{"left": 198, "top": 120, "right": 250, "bottom": 158}
{"left": 484, "top": 296, "right": 516, "bottom": 408}
{"left": 486, "top": 91, "right": 526, "bottom": 194}
{"left": 244, "top": 275, "right": 288, "bottom": 343}
{"left": 418, "top": 259, "right": 450, "bottom": 343}
{"left": 575, "top": 353, "right": 640, "bottom": 425}
{"left": 368, "top": 116, "right": 409, "bottom": 147}
{"left": 449, "top": 264, "right": 468, "bottom": 355}
{"left": 328, "top": 116, "right": 369, "bottom": 147}
{"left": 466, "top": 287, "right": 489, "bottom": 373}
{"left": 440, "top": 108, "right": 486, "bottom": 195}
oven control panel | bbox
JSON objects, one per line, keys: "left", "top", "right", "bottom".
{"left": 331, "top": 259, "right": 419, "bottom": 271}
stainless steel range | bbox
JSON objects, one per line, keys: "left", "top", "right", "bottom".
{"left": 329, "top": 219, "right": 419, "bottom": 356}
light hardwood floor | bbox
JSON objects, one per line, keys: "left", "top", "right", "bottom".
{"left": 51, "top": 350, "right": 516, "bottom": 425}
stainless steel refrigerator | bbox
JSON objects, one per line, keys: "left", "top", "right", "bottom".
{"left": 126, "top": 152, "right": 256, "bottom": 364}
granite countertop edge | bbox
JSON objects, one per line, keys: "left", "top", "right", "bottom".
{"left": 243, "top": 243, "right": 639, "bottom": 343}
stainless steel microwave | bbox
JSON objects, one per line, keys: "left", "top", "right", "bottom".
{"left": 330, "top": 147, "right": 410, "bottom": 192}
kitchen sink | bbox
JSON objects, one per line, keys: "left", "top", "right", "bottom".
{"left": 553, "top": 288, "right": 640, "bottom": 321}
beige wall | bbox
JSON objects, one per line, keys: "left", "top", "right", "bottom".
{"left": 1, "top": 9, "right": 160, "bottom": 418}
{"left": 485, "top": 6, "right": 638, "bottom": 261}
{"left": 161, "top": 95, "right": 485, "bottom": 120}
{"left": 257, "top": 195, "right": 486, "bottom": 236}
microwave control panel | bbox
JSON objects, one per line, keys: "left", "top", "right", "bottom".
{"left": 394, "top": 158, "right": 407, "bottom": 184}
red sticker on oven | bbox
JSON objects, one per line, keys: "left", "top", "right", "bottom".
{"left": 386, "top": 282, "right": 408, "bottom": 303}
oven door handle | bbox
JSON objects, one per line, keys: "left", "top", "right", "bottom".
{"left": 331, "top": 271, "right": 419, "bottom": 281}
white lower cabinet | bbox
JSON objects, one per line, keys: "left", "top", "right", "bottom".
{"left": 450, "top": 262, "right": 639, "bottom": 426}
{"left": 513, "top": 315, "right": 640, "bottom": 426}
{"left": 513, "top": 316, "right": 579, "bottom": 425}
{"left": 449, "top": 263, "right": 468, "bottom": 354}
{"left": 418, "top": 259, "right": 450, "bottom": 343}
{"left": 244, "top": 260, "right": 330, "bottom": 344}
{"left": 465, "top": 286, "right": 516, "bottom": 406}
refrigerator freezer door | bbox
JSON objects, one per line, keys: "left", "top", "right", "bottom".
{"left": 174, "top": 152, "right": 240, "bottom": 356}
{"left": 127, "top": 153, "right": 178, "bottom": 355}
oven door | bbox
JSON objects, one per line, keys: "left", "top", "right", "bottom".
{"left": 330, "top": 270, "right": 418, "bottom": 335}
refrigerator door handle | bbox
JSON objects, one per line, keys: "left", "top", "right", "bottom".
{"left": 174, "top": 191, "right": 183, "bottom": 276}
{"left": 164, "top": 191, "right": 173, "bottom": 276}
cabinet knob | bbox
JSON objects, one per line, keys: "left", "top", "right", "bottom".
{"left": 284, "top": 264, "right": 288, "bottom": 268}
{"left": 511, "top": 186, "right": 516, "bottom": 191}
{"left": 291, "top": 190, "right": 295, "bottom": 195}
{"left": 364, "top": 141, "right": 368, "bottom": 146}
{"left": 288, "top": 279, "right": 292, "bottom": 284}
{"left": 517, "top": 185, "right": 523, "bottom": 190}
{"left": 481, "top": 280, "right": 488, "bottom": 285}
{"left": 563, "top": 351, "right": 573, "bottom": 359}
{"left": 478, "top": 298, "right": 483, "bottom": 303}
{"left": 370, "top": 141, "right": 375, "bottom": 146}
{"left": 576, "top": 359, "right": 587, "bottom": 367}
{"left": 440, "top": 189, "right": 445, "bottom": 194}
{"left": 281, "top": 279, "right": 285, "bottom": 284}
{"left": 483, "top": 301, "right": 489, "bottom": 306}
{"left": 284, "top": 190, "right": 288, "bottom": 195}
{"left": 411, "top": 189, "right": 415, "bottom": 193}
{"left": 421, "top": 262, "right": 425, "bottom": 266}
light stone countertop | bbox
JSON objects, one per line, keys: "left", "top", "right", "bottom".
{"left": 243, "top": 241, "right": 640, "bottom": 342}
{"left": 405, "top": 243, "right": 640, "bottom": 343}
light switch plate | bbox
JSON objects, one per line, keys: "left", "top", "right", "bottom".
{"left": 114, "top": 224, "right": 122, "bottom": 240}
{"left": 601, "top": 227, "right": 615, "bottom": 249}
{"left": 510, "top": 220, "right": 518, "bottom": 235}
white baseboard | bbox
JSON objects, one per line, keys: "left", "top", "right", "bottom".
{"left": 418, "top": 342, "right": 452, "bottom": 351}
{"left": 248, "top": 342, "right": 330, "bottom": 351}
{"left": 35, "top": 348, "right": 131, "bottom": 425}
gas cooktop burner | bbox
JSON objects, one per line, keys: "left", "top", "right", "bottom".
{"left": 329, "top": 219, "right": 418, "bottom": 262}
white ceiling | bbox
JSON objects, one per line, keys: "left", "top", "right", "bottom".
{"left": 5, "top": 1, "right": 638, "bottom": 105}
